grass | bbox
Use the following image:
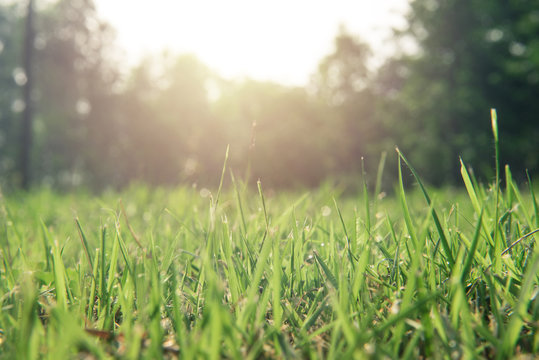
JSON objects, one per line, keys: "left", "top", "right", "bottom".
{"left": 0, "top": 111, "right": 538, "bottom": 359}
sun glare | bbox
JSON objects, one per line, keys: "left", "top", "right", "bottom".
{"left": 96, "top": 0, "right": 408, "bottom": 85}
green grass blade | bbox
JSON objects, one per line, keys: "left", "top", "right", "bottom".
{"left": 372, "top": 291, "right": 441, "bottom": 336}
{"left": 526, "top": 170, "right": 539, "bottom": 228}
{"left": 272, "top": 239, "right": 283, "bottom": 330}
{"left": 397, "top": 148, "right": 455, "bottom": 267}
{"left": 87, "top": 248, "right": 99, "bottom": 320}
{"left": 374, "top": 151, "right": 387, "bottom": 205}
{"left": 230, "top": 170, "right": 247, "bottom": 234}
{"left": 106, "top": 222, "right": 120, "bottom": 294}
{"left": 45, "top": 225, "right": 68, "bottom": 310}
{"left": 397, "top": 154, "right": 418, "bottom": 247}
{"left": 75, "top": 218, "right": 93, "bottom": 273}
{"left": 313, "top": 250, "right": 338, "bottom": 290}
{"left": 333, "top": 198, "right": 356, "bottom": 268}
{"left": 214, "top": 144, "right": 229, "bottom": 210}
{"left": 460, "top": 158, "right": 482, "bottom": 216}
{"left": 502, "top": 252, "right": 539, "bottom": 356}
{"left": 460, "top": 208, "right": 483, "bottom": 284}
{"left": 361, "top": 157, "right": 371, "bottom": 235}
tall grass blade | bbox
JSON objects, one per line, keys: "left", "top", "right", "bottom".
{"left": 87, "top": 248, "right": 99, "bottom": 320}
{"left": 491, "top": 108, "right": 503, "bottom": 270}
{"left": 75, "top": 218, "right": 93, "bottom": 273}
{"left": 313, "top": 250, "right": 338, "bottom": 290}
{"left": 526, "top": 170, "right": 539, "bottom": 228}
{"left": 272, "top": 239, "right": 283, "bottom": 330}
{"left": 460, "top": 158, "right": 482, "bottom": 216}
{"left": 230, "top": 170, "right": 247, "bottom": 234}
{"left": 374, "top": 151, "right": 387, "bottom": 204}
{"left": 397, "top": 148, "right": 455, "bottom": 267}
{"left": 396, "top": 154, "right": 418, "bottom": 247}
{"left": 45, "top": 225, "right": 68, "bottom": 310}
{"left": 502, "top": 253, "right": 539, "bottom": 356}
{"left": 333, "top": 198, "right": 356, "bottom": 268}
{"left": 106, "top": 222, "right": 120, "bottom": 295}
{"left": 460, "top": 208, "right": 483, "bottom": 284}
{"left": 361, "top": 157, "right": 371, "bottom": 236}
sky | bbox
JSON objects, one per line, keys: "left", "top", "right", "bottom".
{"left": 94, "top": 0, "right": 409, "bottom": 86}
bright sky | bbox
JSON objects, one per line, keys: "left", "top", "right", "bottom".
{"left": 95, "top": 0, "right": 409, "bottom": 86}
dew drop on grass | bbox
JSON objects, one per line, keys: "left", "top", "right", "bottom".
{"left": 363, "top": 343, "right": 375, "bottom": 355}
{"left": 390, "top": 300, "right": 401, "bottom": 315}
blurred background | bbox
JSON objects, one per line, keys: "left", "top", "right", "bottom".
{"left": 0, "top": 0, "right": 538, "bottom": 191}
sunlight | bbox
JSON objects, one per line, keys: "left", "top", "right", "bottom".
{"left": 95, "top": 0, "right": 408, "bottom": 85}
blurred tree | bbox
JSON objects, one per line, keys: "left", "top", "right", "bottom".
{"left": 116, "top": 53, "right": 224, "bottom": 186}
{"left": 314, "top": 26, "right": 371, "bottom": 106}
{"left": 156, "top": 54, "right": 225, "bottom": 184}
{"left": 311, "top": 28, "right": 383, "bottom": 179}
{"left": 377, "top": 0, "right": 539, "bottom": 184}
{"left": 34, "top": 0, "right": 120, "bottom": 188}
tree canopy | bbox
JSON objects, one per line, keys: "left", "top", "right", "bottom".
{"left": 377, "top": 0, "right": 539, "bottom": 184}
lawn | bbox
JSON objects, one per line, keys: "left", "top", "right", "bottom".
{"left": 0, "top": 122, "right": 538, "bottom": 359}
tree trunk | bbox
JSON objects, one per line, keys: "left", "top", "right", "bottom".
{"left": 19, "top": 0, "right": 34, "bottom": 189}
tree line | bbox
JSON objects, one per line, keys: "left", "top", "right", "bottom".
{"left": 1, "top": 0, "right": 537, "bottom": 191}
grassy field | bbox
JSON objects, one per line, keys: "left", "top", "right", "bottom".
{"left": 1, "top": 120, "right": 538, "bottom": 359}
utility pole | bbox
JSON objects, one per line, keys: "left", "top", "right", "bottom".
{"left": 19, "top": 0, "right": 35, "bottom": 189}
